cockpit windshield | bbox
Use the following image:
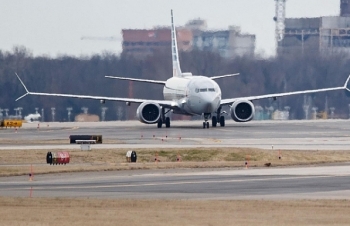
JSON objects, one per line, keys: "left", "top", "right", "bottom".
{"left": 195, "top": 88, "right": 215, "bottom": 93}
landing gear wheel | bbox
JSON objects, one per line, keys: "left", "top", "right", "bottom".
{"left": 220, "top": 116, "right": 225, "bottom": 127}
{"left": 206, "top": 121, "right": 209, "bottom": 128}
{"left": 212, "top": 116, "right": 217, "bottom": 127}
{"left": 203, "top": 122, "right": 206, "bottom": 129}
{"left": 165, "top": 117, "right": 170, "bottom": 128}
{"left": 157, "top": 119, "right": 163, "bottom": 128}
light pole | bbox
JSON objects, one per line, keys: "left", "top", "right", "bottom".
{"left": 255, "top": 106, "right": 263, "bottom": 120}
{"left": 284, "top": 106, "right": 290, "bottom": 120}
{"left": 101, "top": 107, "right": 108, "bottom": 121}
{"left": 51, "top": 107, "right": 55, "bottom": 122}
{"left": 66, "top": 107, "right": 73, "bottom": 122}
{"left": 330, "top": 107, "right": 335, "bottom": 119}
{"left": 14, "top": 108, "right": 19, "bottom": 116}
{"left": 81, "top": 107, "right": 88, "bottom": 114}
{"left": 4, "top": 109, "right": 9, "bottom": 117}
{"left": 265, "top": 106, "right": 274, "bottom": 120}
{"left": 303, "top": 104, "right": 309, "bottom": 120}
{"left": 41, "top": 108, "right": 44, "bottom": 122}
{"left": 18, "top": 107, "right": 23, "bottom": 119}
{"left": 117, "top": 106, "right": 124, "bottom": 120}
{"left": 312, "top": 107, "right": 318, "bottom": 120}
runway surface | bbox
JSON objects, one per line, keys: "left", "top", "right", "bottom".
{"left": 1, "top": 119, "right": 350, "bottom": 150}
{"left": 1, "top": 120, "right": 350, "bottom": 200}
{"left": 1, "top": 165, "right": 350, "bottom": 199}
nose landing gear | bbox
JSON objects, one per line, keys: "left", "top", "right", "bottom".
{"left": 203, "top": 113, "right": 210, "bottom": 129}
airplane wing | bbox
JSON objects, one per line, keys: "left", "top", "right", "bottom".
{"left": 105, "top": 76, "right": 166, "bottom": 85}
{"left": 15, "top": 73, "right": 175, "bottom": 108}
{"left": 220, "top": 75, "right": 350, "bottom": 106}
{"left": 209, "top": 73, "right": 239, "bottom": 80}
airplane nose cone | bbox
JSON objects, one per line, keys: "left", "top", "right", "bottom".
{"left": 201, "top": 95, "right": 220, "bottom": 113}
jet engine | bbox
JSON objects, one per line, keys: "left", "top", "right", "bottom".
{"left": 136, "top": 102, "right": 161, "bottom": 124}
{"left": 230, "top": 100, "right": 255, "bottom": 122}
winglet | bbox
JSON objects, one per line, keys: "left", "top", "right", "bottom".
{"left": 15, "top": 73, "right": 30, "bottom": 101}
{"left": 344, "top": 74, "right": 350, "bottom": 92}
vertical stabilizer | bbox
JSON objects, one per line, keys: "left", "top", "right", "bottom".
{"left": 171, "top": 9, "right": 182, "bottom": 77}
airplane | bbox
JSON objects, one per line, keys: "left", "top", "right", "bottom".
{"left": 15, "top": 10, "right": 350, "bottom": 129}
{"left": 24, "top": 113, "right": 41, "bottom": 122}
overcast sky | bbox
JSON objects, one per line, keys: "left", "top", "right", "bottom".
{"left": 0, "top": 0, "right": 340, "bottom": 57}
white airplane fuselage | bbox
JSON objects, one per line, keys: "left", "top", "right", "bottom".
{"left": 24, "top": 113, "right": 41, "bottom": 122}
{"left": 163, "top": 76, "right": 221, "bottom": 115}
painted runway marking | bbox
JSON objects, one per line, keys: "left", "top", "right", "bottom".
{"left": 4, "top": 175, "right": 341, "bottom": 191}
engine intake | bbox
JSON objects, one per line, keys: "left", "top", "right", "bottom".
{"left": 230, "top": 100, "right": 255, "bottom": 122}
{"left": 136, "top": 102, "right": 161, "bottom": 124}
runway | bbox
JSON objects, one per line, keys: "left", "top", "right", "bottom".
{"left": 1, "top": 119, "right": 350, "bottom": 150}
{"left": 1, "top": 165, "right": 350, "bottom": 199}
{"left": 1, "top": 119, "right": 350, "bottom": 200}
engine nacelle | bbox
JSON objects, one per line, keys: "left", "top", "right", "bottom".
{"left": 136, "top": 102, "right": 161, "bottom": 124}
{"left": 230, "top": 100, "right": 255, "bottom": 122}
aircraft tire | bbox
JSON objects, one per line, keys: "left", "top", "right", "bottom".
{"left": 206, "top": 122, "right": 209, "bottom": 128}
{"left": 212, "top": 116, "right": 217, "bottom": 127}
{"left": 165, "top": 117, "right": 170, "bottom": 128}
{"left": 220, "top": 116, "right": 225, "bottom": 127}
{"left": 157, "top": 119, "right": 162, "bottom": 128}
{"left": 203, "top": 122, "right": 206, "bottom": 129}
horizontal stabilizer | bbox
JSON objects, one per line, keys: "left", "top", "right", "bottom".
{"left": 209, "top": 73, "right": 240, "bottom": 80}
{"left": 105, "top": 76, "right": 166, "bottom": 85}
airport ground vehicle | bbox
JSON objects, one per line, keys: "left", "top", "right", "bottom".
{"left": 0, "top": 119, "right": 22, "bottom": 128}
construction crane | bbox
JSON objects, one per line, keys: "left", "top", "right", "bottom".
{"left": 80, "top": 36, "right": 121, "bottom": 41}
{"left": 274, "top": 0, "right": 287, "bottom": 46}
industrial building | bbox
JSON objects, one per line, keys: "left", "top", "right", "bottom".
{"left": 190, "top": 20, "right": 256, "bottom": 58}
{"left": 122, "top": 19, "right": 256, "bottom": 59}
{"left": 277, "top": 0, "right": 350, "bottom": 54}
{"left": 122, "top": 27, "right": 192, "bottom": 57}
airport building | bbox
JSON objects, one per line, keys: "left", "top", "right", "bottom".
{"left": 122, "top": 19, "right": 256, "bottom": 59}
{"left": 278, "top": 0, "right": 350, "bottom": 54}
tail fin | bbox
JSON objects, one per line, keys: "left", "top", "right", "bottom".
{"left": 171, "top": 9, "right": 182, "bottom": 77}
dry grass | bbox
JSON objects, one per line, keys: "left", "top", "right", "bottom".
{"left": 1, "top": 148, "right": 350, "bottom": 176}
{"left": 2, "top": 148, "right": 350, "bottom": 225}
{"left": 0, "top": 197, "right": 350, "bottom": 226}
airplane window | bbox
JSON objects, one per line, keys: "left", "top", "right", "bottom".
{"left": 208, "top": 88, "right": 215, "bottom": 92}
{"left": 195, "top": 88, "right": 199, "bottom": 93}
{"left": 199, "top": 88, "right": 207, "bottom": 92}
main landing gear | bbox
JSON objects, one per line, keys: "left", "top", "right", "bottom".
{"left": 211, "top": 107, "right": 225, "bottom": 128}
{"left": 157, "top": 107, "right": 171, "bottom": 128}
